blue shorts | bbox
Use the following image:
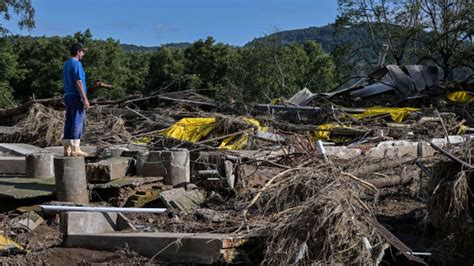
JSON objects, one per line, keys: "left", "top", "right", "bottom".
{"left": 63, "top": 95, "right": 86, "bottom": 139}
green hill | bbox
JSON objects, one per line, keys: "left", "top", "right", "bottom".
{"left": 121, "top": 42, "right": 191, "bottom": 52}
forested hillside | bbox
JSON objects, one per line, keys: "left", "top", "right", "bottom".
{"left": 0, "top": 30, "right": 336, "bottom": 108}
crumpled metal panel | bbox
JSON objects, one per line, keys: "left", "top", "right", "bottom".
{"left": 404, "top": 65, "right": 428, "bottom": 92}
{"left": 386, "top": 65, "right": 416, "bottom": 97}
{"left": 350, "top": 74, "right": 395, "bottom": 97}
{"left": 404, "top": 65, "right": 439, "bottom": 90}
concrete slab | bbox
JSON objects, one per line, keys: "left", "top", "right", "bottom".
{"left": 325, "top": 146, "right": 362, "bottom": 159}
{"left": 367, "top": 140, "right": 419, "bottom": 159}
{"left": 0, "top": 177, "right": 55, "bottom": 199}
{"left": 61, "top": 212, "right": 118, "bottom": 235}
{"left": 43, "top": 146, "right": 97, "bottom": 157}
{"left": 86, "top": 157, "right": 131, "bottom": 182}
{"left": 0, "top": 156, "right": 25, "bottom": 174}
{"left": 0, "top": 143, "right": 44, "bottom": 156}
{"left": 88, "top": 176, "right": 163, "bottom": 189}
{"left": 63, "top": 232, "right": 259, "bottom": 264}
{"left": 160, "top": 188, "right": 205, "bottom": 213}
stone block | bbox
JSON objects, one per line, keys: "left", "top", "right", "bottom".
{"left": 25, "top": 153, "right": 54, "bottom": 179}
{"left": 86, "top": 157, "right": 131, "bottom": 182}
{"left": 160, "top": 188, "right": 205, "bottom": 213}
{"left": 367, "top": 140, "right": 419, "bottom": 159}
{"left": 9, "top": 211, "right": 44, "bottom": 231}
{"left": 63, "top": 232, "right": 259, "bottom": 264}
{"left": 430, "top": 135, "right": 465, "bottom": 147}
{"left": 60, "top": 211, "right": 118, "bottom": 235}
{"left": 0, "top": 143, "right": 44, "bottom": 156}
{"left": 137, "top": 149, "right": 190, "bottom": 185}
{"left": 325, "top": 146, "right": 362, "bottom": 160}
{"left": 0, "top": 156, "right": 25, "bottom": 174}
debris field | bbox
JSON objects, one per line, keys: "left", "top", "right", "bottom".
{"left": 0, "top": 65, "right": 473, "bottom": 265}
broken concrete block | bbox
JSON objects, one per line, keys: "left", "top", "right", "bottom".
{"left": 60, "top": 212, "right": 118, "bottom": 235}
{"left": 0, "top": 156, "right": 25, "bottom": 174}
{"left": 325, "top": 146, "right": 362, "bottom": 160}
{"left": 125, "top": 190, "right": 161, "bottom": 208}
{"left": 137, "top": 149, "right": 190, "bottom": 185}
{"left": 25, "top": 153, "right": 54, "bottom": 179}
{"left": 367, "top": 140, "right": 419, "bottom": 159}
{"left": 86, "top": 157, "right": 131, "bottom": 182}
{"left": 160, "top": 188, "right": 205, "bottom": 213}
{"left": 0, "top": 143, "right": 44, "bottom": 156}
{"left": 9, "top": 211, "right": 44, "bottom": 231}
{"left": 430, "top": 135, "right": 465, "bottom": 147}
{"left": 60, "top": 211, "right": 136, "bottom": 237}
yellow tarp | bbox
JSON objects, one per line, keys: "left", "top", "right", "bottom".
{"left": 351, "top": 107, "right": 420, "bottom": 123}
{"left": 160, "top": 118, "right": 217, "bottom": 143}
{"left": 311, "top": 123, "right": 352, "bottom": 143}
{"left": 219, "top": 133, "right": 250, "bottom": 150}
{"left": 218, "top": 117, "right": 267, "bottom": 150}
{"left": 0, "top": 235, "right": 22, "bottom": 251}
{"left": 132, "top": 136, "right": 152, "bottom": 145}
{"left": 447, "top": 91, "right": 474, "bottom": 103}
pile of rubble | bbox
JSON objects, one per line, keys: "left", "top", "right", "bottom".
{"left": 0, "top": 65, "right": 473, "bottom": 264}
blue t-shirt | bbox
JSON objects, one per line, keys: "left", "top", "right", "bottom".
{"left": 63, "top": 58, "right": 87, "bottom": 97}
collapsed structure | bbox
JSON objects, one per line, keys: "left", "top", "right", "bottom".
{"left": 0, "top": 65, "right": 473, "bottom": 264}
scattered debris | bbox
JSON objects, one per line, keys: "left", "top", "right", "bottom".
{"left": 0, "top": 76, "right": 472, "bottom": 264}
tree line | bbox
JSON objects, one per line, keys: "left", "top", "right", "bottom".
{"left": 0, "top": 30, "right": 337, "bottom": 108}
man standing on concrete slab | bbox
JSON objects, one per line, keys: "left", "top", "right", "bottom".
{"left": 62, "top": 42, "right": 89, "bottom": 157}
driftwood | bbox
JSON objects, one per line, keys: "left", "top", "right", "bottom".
{"left": 123, "top": 94, "right": 217, "bottom": 109}
{"left": 0, "top": 97, "right": 63, "bottom": 122}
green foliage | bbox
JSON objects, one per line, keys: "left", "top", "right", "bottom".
{"left": 0, "top": 30, "right": 338, "bottom": 105}
{"left": 183, "top": 37, "right": 238, "bottom": 97}
{"left": 0, "top": 0, "right": 35, "bottom": 35}
{"left": 82, "top": 37, "right": 129, "bottom": 98}
{"left": 146, "top": 46, "right": 186, "bottom": 93}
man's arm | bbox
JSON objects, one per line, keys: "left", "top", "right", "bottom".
{"left": 75, "top": 79, "right": 90, "bottom": 109}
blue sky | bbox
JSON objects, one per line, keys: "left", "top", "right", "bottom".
{"left": 4, "top": 0, "right": 338, "bottom": 46}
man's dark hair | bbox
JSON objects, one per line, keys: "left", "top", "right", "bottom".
{"left": 70, "top": 42, "right": 85, "bottom": 56}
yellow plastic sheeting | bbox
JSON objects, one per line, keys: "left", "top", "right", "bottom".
{"left": 132, "top": 136, "right": 152, "bottom": 145}
{"left": 160, "top": 118, "right": 217, "bottom": 143}
{"left": 244, "top": 117, "right": 268, "bottom": 132}
{"left": 219, "top": 117, "right": 267, "bottom": 150}
{"left": 352, "top": 107, "right": 420, "bottom": 123}
{"left": 311, "top": 123, "right": 352, "bottom": 144}
{"left": 458, "top": 124, "right": 468, "bottom": 135}
{"left": 0, "top": 235, "right": 22, "bottom": 251}
{"left": 312, "top": 123, "right": 341, "bottom": 141}
{"left": 447, "top": 91, "right": 474, "bottom": 103}
{"left": 219, "top": 133, "right": 250, "bottom": 150}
